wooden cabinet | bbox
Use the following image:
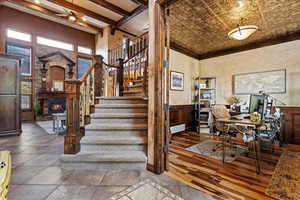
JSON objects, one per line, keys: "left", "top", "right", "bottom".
{"left": 280, "top": 106, "right": 300, "bottom": 145}
{"left": 0, "top": 54, "right": 21, "bottom": 136}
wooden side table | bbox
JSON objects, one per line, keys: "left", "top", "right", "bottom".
{"left": 52, "top": 113, "right": 66, "bottom": 134}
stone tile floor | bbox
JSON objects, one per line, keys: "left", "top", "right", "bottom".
{"left": 0, "top": 123, "right": 213, "bottom": 200}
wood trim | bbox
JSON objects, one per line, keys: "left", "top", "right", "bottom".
{"left": 88, "top": 0, "right": 130, "bottom": 17}
{"left": 199, "top": 31, "right": 300, "bottom": 60}
{"left": 169, "top": 104, "right": 196, "bottom": 130}
{"left": 129, "top": 0, "right": 148, "bottom": 6}
{"left": 116, "top": 5, "right": 147, "bottom": 27}
{"left": 148, "top": 0, "right": 166, "bottom": 174}
{"left": 46, "top": 0, "right": 117, "bottom": 26}
{"left": 157, "top": 0, "right": 181, "bottom": 7}
{"left": 115, "top": 28, "right": 138, "bottom": 37}
{"left": 170, "top": 41, "right": 199, "bottom": 60}
{"left": 7, "top": 0, "right": 102, "bottom": 32}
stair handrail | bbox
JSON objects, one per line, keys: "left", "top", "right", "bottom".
{"left": 108, "top": 33, "right": 149, "bottom": 65}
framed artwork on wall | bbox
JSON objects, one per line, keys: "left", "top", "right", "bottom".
{"left": 170, "top": 71, "right": 184, "bottom": 91}
{"left": 233, "top": 69, "right": 286, "bottom": 95}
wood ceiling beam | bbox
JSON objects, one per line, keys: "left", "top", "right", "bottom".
{"left": 46, "top": 0, "right": 117, "bottom": 26}
{"left": 88, "top": 0, "right": 130, "bottom": 17}
{"left": 7, "top": 0, "right": 102, "bottom": 33}
{"left": 116, "top": 5, "right": 147, "bottom": 28}
{"left": 129, "top": 0, "right": 147, "bottom": 6}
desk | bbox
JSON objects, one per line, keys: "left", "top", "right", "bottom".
{"left": 217, "top": 118, "right": 263, "bottom": 174}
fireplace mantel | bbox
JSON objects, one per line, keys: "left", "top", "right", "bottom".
{"left": 38, "top": 91, "right": 66, "bottom": 99}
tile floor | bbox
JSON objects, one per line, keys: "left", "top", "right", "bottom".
{"left": 0, "top": 123, "right": 213, "bottom": 200}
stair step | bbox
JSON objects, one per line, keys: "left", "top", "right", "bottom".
{"left": 91, "top": 113, "right": 147, "bottom": 119}
{"left": 90, "top": 112, "right": 147, "bottom": 123}
{"left": 95, "top": 104, "right": 147, "bottom": 108}
{"left": 95, "top": 104, "right": 147, "bottom": 113}
{"left": 85, "top": 123, "right": 147, "bottom": 131}
{"left": 60, "top": 151, "right": 147, "bottom": 170}
{"left": 81, "top": 136, "right": 147, "bottom": 145}
{"left": 85, "top": 130, "right": 147, "bottom": 137}
{"left": 96, "top": 96, "right": 147, "bottom": 104}
{"left": 61, "top": 151, "right": 147, "bottom": 163}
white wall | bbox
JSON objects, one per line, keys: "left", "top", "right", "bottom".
{"left": 170, "top": 49, "right": 200, "bottom": 105}
{"left": 199, "top": 40, "right": 300, "bottom": 106}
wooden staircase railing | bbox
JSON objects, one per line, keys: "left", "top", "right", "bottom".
{"left": 108, "top": 33, "right": 149, "bottom": 97}
{"left": 64, "top": 33, "right": 149, "bottom": 154}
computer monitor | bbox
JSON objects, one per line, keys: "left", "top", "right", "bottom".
{"left": 249, "top": 94, "right": 265, "bottom": 116}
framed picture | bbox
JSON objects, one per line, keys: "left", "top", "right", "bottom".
{"left": 170, "top": 71, "right": 184, "bottom": 91}
{"left": 53, "top": 80, "right": 64, "bottom": 91}
{"left": 233, "top": 69, "right": 286, "bottom": 95}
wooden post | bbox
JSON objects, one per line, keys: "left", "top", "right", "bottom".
{"left": 67, "top": 63, "right": 75, "bottom": 79}
{"left": 125, "top": 38, "right": 130, "bottom": 59}
{"left": 64, "top": 80, "right": 81, "bottom": 154}
{"left": 94, "top": 55, "right": 104, "bottom": 98}
{"left": 147, "top": 0, "right": 166, "bottom": 174}
{"left": 40, "top": 60, "right": 48, "bottom": 91}
{"left": 117, "top": 58, "right": 124, "bottom": 96}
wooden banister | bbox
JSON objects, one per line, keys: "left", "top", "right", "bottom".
{"left": 117, "top": 58, "right": 124, "bottom": 96}
{"left": 64, "top": 80, "right": 81, "bottom": 154}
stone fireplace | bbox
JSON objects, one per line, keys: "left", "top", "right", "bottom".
{"left": 36, "top": 51, "right": 75, "bottom": 118}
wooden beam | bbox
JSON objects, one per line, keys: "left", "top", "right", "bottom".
{"left": 199, "top": 31, "right": 300, "bottom": 60}
{"left": 157, "top": 0, "right": 180, "bottom": 7}
{"left": 170, "top": 41, "right": 200, "bottom": 60}
{"left": 46, "top": 0, "right": 117, "bottom": 25}
{"left": 130, "top": 0, "right": 148, "bottom": 6}
{"left": 88, "top": 0, "right": 130, "bottom": 17}
{"left": 117, "top": 5, "right": 147, "bottom": 27}
{"left": 7, "top": 0, "right": 102, "bottom": 32}
{"left": 147, "top": 0, "right": 166, "bottom": 174}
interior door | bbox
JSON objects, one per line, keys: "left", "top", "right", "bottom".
{"left": 0, "top": 54, "right": 21, "bottom": 135}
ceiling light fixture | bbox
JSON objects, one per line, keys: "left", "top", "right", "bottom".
{"left": 34, "top": 0, "right": 40, "bottom": 3}
{"left": 81, "top": 16, "right": 87, "bottom": 22}
{"left": 68, "top": 15, "right": 76, "bottom": 21}
{"left": 228, "top": 25, "right": 258, "bottom": 40}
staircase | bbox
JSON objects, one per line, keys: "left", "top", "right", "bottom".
{"left": 61, "top": 34, "right": 149, "bottom": 170}
{"left": 61, "top": 96, "right": 148, "bottom": 170}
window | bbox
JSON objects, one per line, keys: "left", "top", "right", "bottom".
{"left": 21, "top": 80, "right": 32, "bottom": 110}
{"left": 77, "top": 57, "right": 93, "bottom": 79}
{"left": 6, "top": 44, "right": 32, "bottom": 76}
{"left": 37, "top": 36, "right": 74, "bottom": 51}
{"left": 7, "top": 29, "right": 31, "bottom": 42}
{"left": 78, "top": 46, "right": 92, "bottom": 55}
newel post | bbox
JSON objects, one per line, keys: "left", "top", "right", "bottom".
{"left": 117, "top": 58, "right": 124, "bottom": 96}
{"left": 94, "top": 55, "right": 104, "bottom": 98}
{"left": 64, "top": 80, "right": 81, "bottom": 154}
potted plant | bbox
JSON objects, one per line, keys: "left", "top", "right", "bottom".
{"left": 231, "top": 96, "right": 241, "bottom": 112}
{"left": 33, "top": 103, "right": 42, "bottom": 120}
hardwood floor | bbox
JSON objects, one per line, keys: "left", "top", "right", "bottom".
{"left": 166, "top": 132, "right": 300, "bottom": 200}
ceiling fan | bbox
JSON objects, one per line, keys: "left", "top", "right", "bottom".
{"left": 55, "top": 0, "right": 87, "bottom": 22}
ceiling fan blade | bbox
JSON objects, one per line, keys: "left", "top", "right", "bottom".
{"left": 56, "top": 13, "right": 68, "bottom": 17}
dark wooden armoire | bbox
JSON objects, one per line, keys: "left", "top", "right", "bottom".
{"left": 0, "top": 54, "right": 22, "bottom": 136}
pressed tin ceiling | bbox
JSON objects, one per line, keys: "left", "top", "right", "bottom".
{"left": 169, "top": 0, "right": 300, "bottom": 58}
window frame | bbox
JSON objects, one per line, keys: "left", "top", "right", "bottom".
{"left": 20, "top": 80, "right": 33, "bottom": 111}
{"left": 36, "top": 36, "right": 74, "bottom": 51}
{"left": 6, "top": 28, "right": 32, "bottom": 43}
{"left": 77, "top": 56, "right": 93, "bottom": 80}
{"left": 6, "top": 42, "right": 33, "bottom": 76}
{"left": 77, "top": 46, "right": 93, "bottom": 55}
